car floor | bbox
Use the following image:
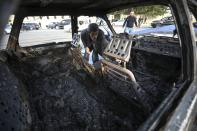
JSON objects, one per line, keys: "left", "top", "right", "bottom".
{"left": 5, "top": 46, "right": 176, "bottom": 131}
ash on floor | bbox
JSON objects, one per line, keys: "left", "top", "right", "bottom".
{"left": 5, "top": 46, "right": 175, "bottom": 131}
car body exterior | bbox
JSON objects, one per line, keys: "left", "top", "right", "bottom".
{"left": 4, "top": 24, "right": 12, "bottom": 34}
{"left": 57, "top": 19, "right": 71, "bottom": 29}
{"left": 21, "top": 23, "right": 31, "bottom": 30}
{"left": 151, "top": 16, "right": 174, "bottom": 28}
{"left": 21, "top": 23, "right": 40, "bottom": 30}
{"left": 64, "top": 19, "right": 90, "bottom": 32}
{"left": 78, "top": 20, "right": 90, "bottom": 32}
{"left": 46, "top": 22, "right": 59, "bottom": 29}
{"left": 112, "top": 19, "right": 125, "bottom": 26}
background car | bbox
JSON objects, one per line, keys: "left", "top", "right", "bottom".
{"left": 57, "top": 19, "right": 71, "bottom": 29}
{"left": 27, "top": 23, "right": 40, "bottom": 30}
{"left": 21, "top": 23, "right": 31, "bottom": 30}
{"left": 46, "top": 22, "right": 59, "bottom": 29}
{"left": 111, "top": 19, "right": 125, "bottom": 26}
{"left": 151, "top": 16, "right": 174, "bottom": 28}
{"left": 64, "top": 19, "right": 90, "bottom": 32}
{"left": 78, "top": 20, "right": 90, "bottom": 32}
{"left": 22, "top": 23, "right": 40, "bottom": 30}
{"left": 111, "top": 19, "right": 118, "bottom": 22}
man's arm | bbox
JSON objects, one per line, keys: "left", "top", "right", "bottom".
{"left": 123, "top": 17, "right": 128, "bottom": 27}
{"left": 85, "top": 47, "right": 91, "bottom": 54}
{"left": 134, "top": 17, "right": 138, "bottom": 27}
{"left": 81, "top": 30, "right": 90, "bottom": 60}
{"left": 100, "top": 30, "right": 109, "bottom": 56}
{"left": 81, "top": 30, "right": 88, "bottom": 48}
{"left": 173, "top": 29, "right": 177, "bottom": 37}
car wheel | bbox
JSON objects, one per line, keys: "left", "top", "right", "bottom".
{"left": 56, "top": 26, "right": 59, "bottom": 29}
{"left": 152, "top": 24, "right": 160, "bottom": 28}
{"left": 151, "top": 24, "right": 156, "bottom": 28}
{"left": 155, "top": 24, "right": 161, "bottom": 28}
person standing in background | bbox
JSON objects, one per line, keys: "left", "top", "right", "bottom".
{"left": 123, "top": 11, "right": 138, "bottom": 34}
{"left": 144, "top": 16, "right": 147, "bottom": 24}
{"left": 138, "top": 16, "right": 143, "bottom": 27}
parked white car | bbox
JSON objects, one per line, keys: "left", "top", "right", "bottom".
{"left": 64, "top": 20, "right": 90, "bottom": 32}
{"left": 111, "top": 19, "right": 125, "bottom": 26}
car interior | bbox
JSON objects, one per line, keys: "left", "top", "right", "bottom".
{"left": 0, "top": 0, "right": 197, "bottom": 131}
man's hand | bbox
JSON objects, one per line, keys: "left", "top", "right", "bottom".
{"left": 93, "top": 60, "right": 102, "bottom": 70}
{"left": 84, "top": 53, "right": 90, "bottom": 61}
{"left": 85, "top": 47, "right": 91, "bottom": 54}
{"left": 85, "top": 47, "right": 90, "bottom": 61}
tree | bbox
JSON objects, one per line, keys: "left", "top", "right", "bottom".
{"left": 112, "top": 5, "right": 168, "bottom": 18}
{"left": 133, "top": 5, "right": 168, "bottom": 18}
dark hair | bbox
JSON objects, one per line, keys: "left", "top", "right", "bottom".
{"left": 88, "top": 23, "right": 98, "bottom": 32}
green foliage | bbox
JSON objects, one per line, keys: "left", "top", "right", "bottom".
{"left": 112, "top": 5, "right": 168, "bottom": 18}
{"left": 133, "top": 5, "right": 168, "bottom": 18}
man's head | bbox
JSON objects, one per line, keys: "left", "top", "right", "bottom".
{"left": 88, "top": 23, "right": 99, "bottom": 41}
{"left": 130, "top": 11, "right": 134, "bottom": 16}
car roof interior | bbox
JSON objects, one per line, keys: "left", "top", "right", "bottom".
{"left": 16, "top": 0, "right": 168, "bottom": 16}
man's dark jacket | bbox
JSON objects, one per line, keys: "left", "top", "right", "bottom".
{"left": 123, "top": 15, "right": 137, "bottom": 28}
{"left": 81, "top": 29, "right": 106, "bottom": 54}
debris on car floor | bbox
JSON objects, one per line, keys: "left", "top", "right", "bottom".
{"left": 0, "top": 42, "right": 179, "bottom": 130}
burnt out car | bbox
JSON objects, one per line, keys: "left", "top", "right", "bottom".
{"left": 0, "top": 0, "right": 197, "bottom": 131}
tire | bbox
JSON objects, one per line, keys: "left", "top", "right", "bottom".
{"left": 152, "top": 25, "right": 156, "bottom": 28}
{"left": 56, "top": 26, "right": 59, "bottom": 29}
{"left": 152, "top": 23, "right": 160, "bottom": 28}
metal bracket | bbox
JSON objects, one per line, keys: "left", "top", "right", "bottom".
{"left": 103, "top": 37, "right": 132, "bottom": 62}
{"left": 101, "top": 36, "right": 135, "bottom": 82}
{"left": 71, "top": 33, "right": 80, "bottom": 47}
{"left": 102, "top": 59, "right": 136, "bottom": 83}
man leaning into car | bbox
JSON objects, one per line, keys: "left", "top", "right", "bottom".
{"left": 81, "top": 23, "right": 109, "bottom": 64}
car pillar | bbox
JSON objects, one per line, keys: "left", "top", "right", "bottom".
{"left": 71, "top": 15, "right": 78, "bottom": 37}
{"left": 165, "top": 0, "right": 197, "bottom": 130}
{"left": 6, "top": 14, "right": 24, "bottom": 51}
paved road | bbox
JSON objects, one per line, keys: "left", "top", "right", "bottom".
{"left": 0, "top": 27, "right": 147, "bottom": 49}
{"left": 0, "top": 29, "right": 72, "bottom": 49}
{"left": 1, "top": 27, "right": 196, "bottom": 49}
